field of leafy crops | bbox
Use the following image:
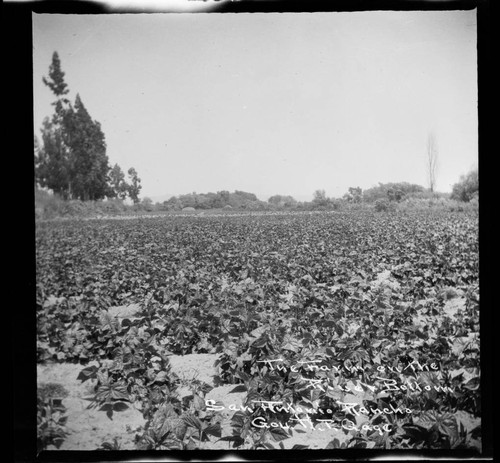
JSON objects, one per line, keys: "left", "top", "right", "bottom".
{"left": 36, "top": 210, "right": 481, "bottom": 451}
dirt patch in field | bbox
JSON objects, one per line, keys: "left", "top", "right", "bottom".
{"left": 38, "top": 294, "right": 479, "bottom": 452}
{"left": 106, "top": 303, "right": 141, "bottom": 320}
{"left": 371, "top": 269, "right": 401, "bottom": 294}
{"left": 37, "top": 362, "right": 145, "bottom": 450}
{"left": 168, "top": 353, "right": 220, "bottom": 387}
{"left": 37, "top": 354, "right": 225, "bottom": 450}
{"left": 412, "top": 297, "right": 468, "bottom": 329}
{"left": 37, "top": 354, "right": 367, "bottom": 451}
{"left": 442, "top": 297, "right": 466, "bottom": 318}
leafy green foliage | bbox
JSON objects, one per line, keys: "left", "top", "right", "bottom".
{"left": 108, "top": 164, "right": 129, "bottom": 200}
{"left": 363, "top": 182, "right": 426, "bottom": 203}
{"left": 268, "top": 195, "right": 297, "bottom": 208}
{"left": 100, "top": 437, "right": 122, "bottom": 450}
{"left": 374, "top": 199, "right": 393, "bottom": 212}
{"left": 36, "top": 209, "right": 480, "bottom": 450}
{"left": 344, "top": 187, "right": 363, "bottom": 203}
{"left": 42, "top": 52, "right": 69, "bottom": 98}
{"left": 450, "top": 169, "right": 478, "bottom": 202}
{"left": 37, "top": 393, "right": 68, "bottom": 453}
{"left": 127, "top": 168, "right": 142, "bottom": 204}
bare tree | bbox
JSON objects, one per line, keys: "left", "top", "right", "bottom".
{"left": 427, "top": 132, "right": 439, "bottom": 193}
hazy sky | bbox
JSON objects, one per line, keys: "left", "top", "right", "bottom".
{"left": 33, "top": 11, "right": 478, "bottom": 201}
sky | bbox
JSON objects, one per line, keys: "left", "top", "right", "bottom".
{"left": 33, "top": 10, "right": 478, "bottom": 202}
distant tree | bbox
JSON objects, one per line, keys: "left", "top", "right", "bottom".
{"left": 217, "top": 190, "right": 231, "bottom": 207}
{"left": 268, "top": 195, "right": 281, "bottom": 205}
{"left": 141, "top": 197, "right": 153, "bottom": 211}
{"left": 178, "top": 193, "right": 196, "bottom": 209}
{"left": 193, "top": 194, "right": 212, "bottom": 210}
{"left": 229, "top": 190, "right": 260, "bottom": 208}
{"left": 427, "top": 132, "right": 439, "bottom": 193}
{"left": 108, "top": 164, "right": 128, "bottom": 200}
{"left": 234, "top": 190, "right": 258, "bottom": 202}
{"left": 363, "top": 182, "right": 425, "bottom": 202}
{"left": 268, "top": 195, "right": 297, "bottom": 207}
{"left": 344, "top": 187, "right": 363, "bottom": 203}
{"left": 203, "top": 192, "right": 219, "bottom": 209}
{"left": 313, "top": 189, "right": 329, "bottom": 206}
{"left": 327, "top": 198, "right": 342, "bottom": 210}
{"left": 164, "top": 196, "right": 182, "bottom": 210}
{"left": 387, "top": 187, "right": 404, "bottom": 202}
{"left": 450, "top": 168, "right": 478, "bottom": 202}
{"left": 127, "top": 167, "right": 142, "bottom": 203}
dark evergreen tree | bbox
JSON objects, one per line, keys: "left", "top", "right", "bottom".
{"left": 35, "top": 52, "right": 73, "bottom": 198}
{"left": 36, "top": 51, "right": 142, "bottom": 202}
{"left": 64, "top": 94, "right": 109, "bottom": 200}
{"left": 42, "top": 52, "right": 69, "bottom": 99}
{"left": 36, "top": 116, "right": 72, "bottom": 199}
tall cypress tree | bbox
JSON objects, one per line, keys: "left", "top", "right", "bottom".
{"left": 42, "top": 52, "right": 69, "bottom": 99}
{"left": 65, "top": 94, "right": 109, "bottom": 201}
{"left": 36, "top": 52, "right": 73, "bottom": 198}
{"left": 36, "top": 52, "right": 111, "bottom": 201}
{"left": 36, "top": 51, "right": 141, "bottom": 203}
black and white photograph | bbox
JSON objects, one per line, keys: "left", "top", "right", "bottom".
{"left": 29, "top": 2, "right": 488, "bottom": 458}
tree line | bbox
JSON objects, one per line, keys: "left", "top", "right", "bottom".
{"left": 35, "top": 53, "right": 477, "bottom": 211}
{"left": 34, "top": 52, "right": 142, "bottom": 203}
{"left": 153, "top": 177, "right": 477, "bottom": 212}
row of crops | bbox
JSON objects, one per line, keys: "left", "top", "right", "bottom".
{"left": 36, "top": 210, "right": 480, "bottom": 451}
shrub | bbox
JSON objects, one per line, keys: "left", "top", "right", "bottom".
{"left": 374, "top": 198, "right": 393, "bottom": 212}
{"left": 141, "top": 197, "right": 154, "bottom": 212}
{"left": 450, "top": 169, "right": 478, "bottom": 202}
{"left": 35, "top": 189, "right": 65, "bottom": 219}
{"left": 98, "top": 199, "right": 126, "bottom": 214}
{"left": 36, "top": 188, "right": 131, "bottom": 219}
{"left": 363, "top": 182, "right": 425, "bottom": 203}
{"left": 328, "top": 199, "right": 342, "bottom": 211}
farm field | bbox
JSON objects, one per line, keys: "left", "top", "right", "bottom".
{"left": 36, "top": 210, "right": 481, "bottom": 452}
